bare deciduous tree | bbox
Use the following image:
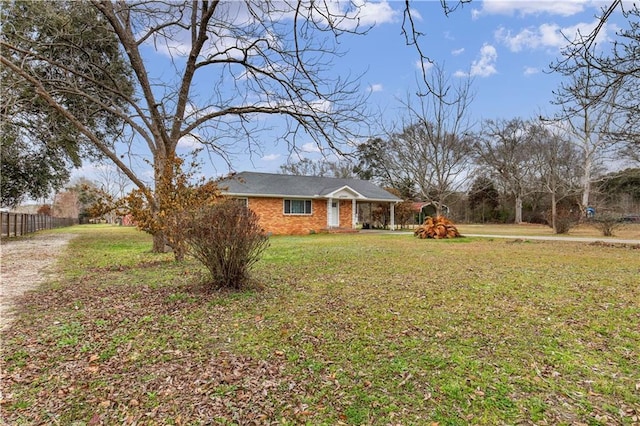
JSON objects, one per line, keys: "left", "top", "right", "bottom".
{"left": 95, "top": 166, "right": 131, "bottom": 202}
{"left": 530, "top": 124, "right": 582, "bottom": 233}
{"left": 377, "top": 63, "right": 475, "bottom": 215}
{"left": 279, "top": 158, "right": 355, "bottom": 178}
{"left": 551, "top": 1, "right": 639, "bottom": 162}
{"left": 1, "top": 1, "right": 377, "bottom": 251}
{"left": 52, "top": 191, "right": 80, "bottom": 219}
{"left": 550, "top": 66, "right": 620, "bottom": 216}
{"left": 474, "top": 118, "right": 537, "bottom": 224}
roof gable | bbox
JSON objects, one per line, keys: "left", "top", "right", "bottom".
{"left": 220, "top": 172, "right": 401, "bottom": 202}
{"left": 322, "top": 185, "right": 364, "bottom": 199}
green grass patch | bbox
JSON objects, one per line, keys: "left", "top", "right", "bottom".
{"left": 1, "top": 225, "right": 639, "bottom": 425}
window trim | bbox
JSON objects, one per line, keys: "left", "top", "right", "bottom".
{"left": 283, "top": 199, "right": 312, "bottom": 215}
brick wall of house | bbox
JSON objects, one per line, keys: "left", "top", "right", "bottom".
{"left": 247, "top": 197, "right": 354, "bottom": 235}
{"left": 339, "top": 200, "right": 353, "bottom": 228}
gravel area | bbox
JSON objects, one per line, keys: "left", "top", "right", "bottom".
{"left": 0, "top": 233, "right": 75, "bottom": 330}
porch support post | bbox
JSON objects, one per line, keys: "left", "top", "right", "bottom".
{"left": 352, "top": 199, "right": 357, "bottom": 228}
{"left": 326, "top": 198, "right": 332, "bottom": 228}
{"left": 390, "top": 202, "right": 396, "bottom": 231}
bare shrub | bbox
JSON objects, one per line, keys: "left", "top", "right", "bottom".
{"left": 548, "top": 208, "right": 580, "bottom": 234}
{"left": 185, "top": 200, "right": 269, "bottom": 290}
{"left": 590, "top": 213, "right": 625, "bottom": 237}
{"left": 554, "top": 216, "right": 574, "bottom": 234}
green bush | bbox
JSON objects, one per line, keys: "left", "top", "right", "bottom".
{"left": 185, "top": 200, "right": 269, "bottom": 290}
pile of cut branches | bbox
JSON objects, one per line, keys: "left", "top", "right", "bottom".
{"left": 414, "top": 216, "right": 461, "bottom": 239}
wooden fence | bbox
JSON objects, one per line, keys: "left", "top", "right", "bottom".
{"left": 1, "top": 212, "right": 78, "bottom": 238}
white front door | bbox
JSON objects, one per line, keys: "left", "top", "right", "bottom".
{"left": 330, "top": 201, "right": 339, "bottom": 227}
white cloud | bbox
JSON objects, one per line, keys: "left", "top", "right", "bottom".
{"left": 453, "top": 70, "right": 469, "bottom": 78}
{"left": 301, "top": 142, "right": 321, "bottom": 153}
{"left": 310, "top": 98, "right": 333, "bottom": 113}
{"left": 495, "top": 19, "right": 613, "bottom": 52}
{"left": 473, "top": 0, "right": 589, "bottom": 18}
{"left": 300, "top": 0, "right": 398, "bottom": 31}
{"left": 451, "top": 47, "right": 465, "bottom": 56}
{"left": 494, "top": 26, "right": 538, "bottom": 52}
{"left": 184, "top": 103, "right": 221, "bottom": 122}
{"left": 523, "top": 66, "right": 539, "bottom": 76}
{"left": 469, "top": 43, "right": 498, "bottom": 77}
{"left": 368, "top": 83, "right": 384, "bottom": 93}
{"left": 151, "top": 38, "right": 190, "bottom": 58}
{"left": 177, "top": 134, "right": 204, "bottom": 149}
{"left": 262, "top": 153, "right": 281, "bottom": 161}
{"left": 353, "top": 0, "right": 399, "bottom": 27}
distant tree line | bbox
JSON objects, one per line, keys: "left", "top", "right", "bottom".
{"left": 280, "top": 118, "right": 639, "bottom": 232}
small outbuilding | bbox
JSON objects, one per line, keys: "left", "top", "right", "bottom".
{"left": 413, "top": 202, "right": 450, "bottom": 224}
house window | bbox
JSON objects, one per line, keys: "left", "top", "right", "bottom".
{"left": 284, "top": 199, "right": 312, "bottom": 215}
{"left": 232, "top": 197, "right": 248, "bottom": 207}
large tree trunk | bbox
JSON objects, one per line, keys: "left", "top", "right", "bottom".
{"left": 514, "top": 195, "right": 523, "bottom": 224}
{"left": 151, "top": 154, "right": 171, "bottom": 254}
{"left": 581, "top": 152, "right": 592, "bottom": 216}
{"left": 551, "top": 192, "right": 557, "bottom": 233}
{"left": 152, "top": 232, "right": 168, "bottom": 253}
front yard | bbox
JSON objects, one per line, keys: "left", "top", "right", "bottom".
{"left": 1, "top": 225, "right": 639, "bottom": 425}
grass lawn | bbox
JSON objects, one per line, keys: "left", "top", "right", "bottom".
{"left": 457, "top": 222, "right": 640, "bottom": 240}
{"left": 1, "top": 225, "right": 639, "bottom": 425}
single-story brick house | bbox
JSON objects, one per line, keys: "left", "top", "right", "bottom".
{"left": 219, "top": 172, "right": 402, "bottom": 235}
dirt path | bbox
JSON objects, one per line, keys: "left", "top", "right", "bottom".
{"left": 0, "top": 233, "right": 76, "bottom": 330}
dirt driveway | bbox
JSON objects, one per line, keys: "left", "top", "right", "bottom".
{"left": 0, "top": 233, "right": 76, "bottom": 330}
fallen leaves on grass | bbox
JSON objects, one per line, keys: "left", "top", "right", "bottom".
{"left": 589, "top": 241, "right": 640, "bottom": 249}
{"left": 0, "top": 273, "right": 302, "bottom": 424}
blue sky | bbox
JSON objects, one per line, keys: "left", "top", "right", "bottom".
{"left": 74, "top": 0, "right": 629, "bottom": 187}
{"left": 234, "top": 0, "right": 625, "bottom": 174}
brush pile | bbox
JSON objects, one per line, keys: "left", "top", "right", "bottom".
{"left": 414, "top": 216, "right": 461, "bottom": 239}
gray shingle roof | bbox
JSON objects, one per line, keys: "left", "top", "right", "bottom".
{"left": 220, "top": 172, "right": 401, "bottom": 202}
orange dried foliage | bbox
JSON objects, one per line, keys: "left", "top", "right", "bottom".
{"left": 124, "top": 155, "right": 221, "bottom": 260}
{"left": 414, "top": 215, "right": 461, "bottom": 239}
